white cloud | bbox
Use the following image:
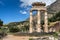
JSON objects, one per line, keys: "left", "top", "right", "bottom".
{"left": 0, "top": 1, "right": 4, "bottom": 5}
{"left": 20, "top": 0, "right": 40, "bottom": 7}
{"left": 20, "top": 0, "right": 56, "bottom": 7}
{"left": 20, "top": 11, "right": 27, "bottom": 14}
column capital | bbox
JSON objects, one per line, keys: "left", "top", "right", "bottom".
{"left": 30, "top": 11, "right": 32, "bottom": 16}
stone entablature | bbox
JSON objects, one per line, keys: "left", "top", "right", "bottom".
{"left": 32, "top": 2, "right": 46, "bottom": 6}
{"left": 31, "top": 7, "right": 47, "bottom": 11}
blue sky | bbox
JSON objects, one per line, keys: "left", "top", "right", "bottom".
{"left": 0, "top": 0, "right": 56, "bottom": 24}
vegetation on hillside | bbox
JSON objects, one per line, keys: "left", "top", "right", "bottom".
{"left": 5, "top": 21, "right": 29, "bottom": 33}
{"left": 48, "top": 12, "right": 60, "bottom": 22}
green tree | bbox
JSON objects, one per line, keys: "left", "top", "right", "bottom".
{"left": 9, "top": 26, "right": 20, "bottom": 33}
{"left": 20, "top": 25, "right": 29, "bottom": 32}
{"left": 0, "top": 19, "right": 3, "bottom": 26}
{"left": 48, "top": 12, "right": 60, "bottom": 22}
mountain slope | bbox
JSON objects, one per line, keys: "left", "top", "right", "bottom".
{"left": 47, "top": 0, "right": 60, "bottom": 14}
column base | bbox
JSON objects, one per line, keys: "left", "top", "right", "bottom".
{"left": 29, "top": 29, "right": 33, "bottom": 33}
{"left": 36, "top": 28, "right": 41, "bottom": 33}
{"left": 44, "top": 28, "right": 48, "bottom": 33}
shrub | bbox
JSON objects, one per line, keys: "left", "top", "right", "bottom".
{"left": 0, "top": 27, "right": 7, "bottom": 38}
{"left": 41, "top": 20, "right": 44, "bottom": 25}
{"left": 9, "top": 26, "right": 20, "bottom": 33}
{"left": 29, "top": 38, "right": 33, "bottom": 40}
{"left": 53, "top": 32, "right": 58, "bottom": 38}
{"left": 20, "top": 25, "right": 29, "bottom": 32}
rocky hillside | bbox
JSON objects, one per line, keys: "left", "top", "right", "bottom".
{"left": 47, "top": 0, "right": 60, "bottom": 14}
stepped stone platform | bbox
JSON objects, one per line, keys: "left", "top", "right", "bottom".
{"left": 2, "top": 32, "right": 58, "bottom": 40}
{"left": 3, "top": 34, "right": 58, "bottom": 40}
{"left": 14, "top": 32, "right": 55, "bottom": 36}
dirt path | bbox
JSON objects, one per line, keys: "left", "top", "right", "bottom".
{"left": 3, "top": 35, "right": 29, "bottom": 40}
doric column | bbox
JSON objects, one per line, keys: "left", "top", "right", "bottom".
{"left": 30, "top": 10, "right": 33, "bottom": 33}
{"left": 44, "top": 11, "right": 48, "bottom": 33}
{"left": 37, "top": 10, "right": 41, "bottom": 32}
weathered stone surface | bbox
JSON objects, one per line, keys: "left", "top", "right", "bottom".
{"left": 47, "top": 0, "right": 60, "bottom": 14}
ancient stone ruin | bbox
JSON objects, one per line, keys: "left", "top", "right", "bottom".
{"left": 29, "top": 2, "right": 48, "bottom": 33}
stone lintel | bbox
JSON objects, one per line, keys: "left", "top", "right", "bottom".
{"left": 30, "top": 7, "right": 47, "bottom": 11}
